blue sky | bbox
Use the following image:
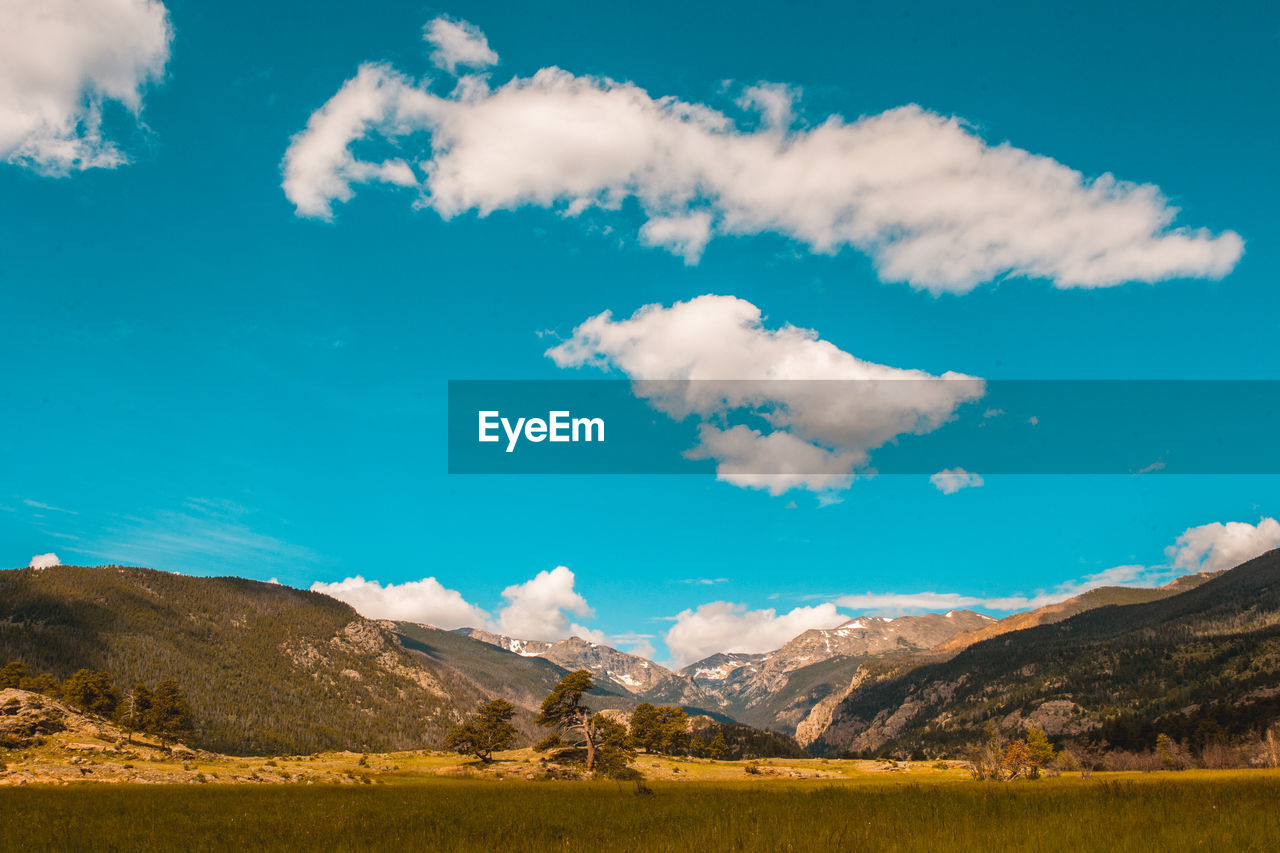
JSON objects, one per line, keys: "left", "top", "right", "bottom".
{"left": 3, "top": 0, "right": 1279, "bottom": 665}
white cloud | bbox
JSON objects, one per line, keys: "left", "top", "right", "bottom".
{"left": 930, "top": 467, "right": 984, "bottom": 494}
{"left": 0, "top": 0, "right": 171, "bottom": 174}
{"left": 622, "top": 638, "right": 657, "bottom": 661}
{"left": 311, "top": 564, "right": 604, "bottom": 642}
{"left": 23, "top": 499, "right": 77, "bottom": 514}
{"left": 664, "top": 601, "right": 846, "bottom": 668}
{"left": 1166, "top": 517, "right": 1280, "bottom": 573}
{"left": 495, "top": 565, "right": 595, "bottom": 641}
{"left": 310, "top": 575, "right": 491, "bottom": 629}
{"left": 836, "top": 563, "right": 1154, "bottom": 615}
{"left": 66, "top": 499, "right": 316, "bottom": 574}
{"left": 547, "top": 294, "right": 983, "bottom": 495}
{"left": 28, "top": 552, "right": 60, "bottom": 569}
{"left": 282, "top": 26, "right": 1242, "bottom": 292}
{"left": 423, "top": 16, "right": 498, "bottom": 74}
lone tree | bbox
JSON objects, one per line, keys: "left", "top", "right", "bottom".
{"left": 1024, "top": 727, "right": 1056, "bottom": 773}
{"left": 537, "top": 670, "right": 603, "bottom": 773}
{"left": 150, "top": 679, "right": 193, "bottom": 747}
{"left": 444, "top": 698, "right": 518, "bottom": 763}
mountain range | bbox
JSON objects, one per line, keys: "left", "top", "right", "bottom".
{"left": 2, "top": 554, "right": 1274, "bottom": 762}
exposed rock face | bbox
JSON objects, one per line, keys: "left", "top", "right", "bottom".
{"left": 456, "top": 629, "right": 718, "bottom": 709}
{"left": 1, "top": 689, "right": 69, "bottom": 749}
{"left": 682, "top": 653, "right": 769, "bottom": 705}
{"left": 680, "top": 612, "right": 995, "bottom": 735}
{"left": 806, "top": 553, "right": 1280, "bottom": 757}
{"left": 1002, "top": 699, "right": 1092, "bottom": 736}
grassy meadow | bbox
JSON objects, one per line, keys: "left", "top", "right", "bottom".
{"left": 2, "top": 759, "right": 1278, "bottom": 852}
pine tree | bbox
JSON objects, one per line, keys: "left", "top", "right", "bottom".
{"left": 538, "top": 671, "right": 600, "bottom": 772}
{"left": 150, "top": 680, "right": 193, "bottom": 747}
{"left": 0, "top": 661, "right": 28, "bottom": 689}
{"left": 1025, "top": 727, "right": 1056, "bottom": 773}
{"left": 589, "top": 714, "right": 636, "bottom": 778}
{"left": 61, "top": 669, "right": 120, "bottom": 717}
{"left": 707, "top": 731, "right": 728, "bottom": 760}
{"left": 118, "top": 684, "right": 153, "bottom": 744}
{"left": 629, "top": 703, "right": 663, "bottom": 753}
{"left": 444, "top": 699, "right": 517, "bottom": 763}
{"left": 656, "top": 706, "right": 689, "bottom": 755}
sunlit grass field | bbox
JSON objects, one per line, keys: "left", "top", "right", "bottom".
{"left": 3, "top": 770, "right": 1278, "bottom": 852}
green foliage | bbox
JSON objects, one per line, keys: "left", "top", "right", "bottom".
{"left": 444, "top": 699, "right": 518, "bottom": 763}
{"left": 537, "top": 670, "right": 602, "bottom": 771}
{"left": 18, "top": 672, "right": 62, "bottom": 696}
{"left": 533, "top": 733, "right": 563, "bottom": 752}
{"left": 60, "top": 669, "right": 119, "bottom": 717}
{"left": 588, "top": 714, "right": 636, "bottom": 778}
{"left": 536, "top": 671, "right": 594, "bottom": 730}
{"left": 690, "top": 720, "right": 806, "bottom": 761}
{"left": 150, "top": 679, "right": 194, "bottom": 746}
{"left": 628, "top": 704, "right": 690, "bottom": 755}
{"left": 628, "top": 703, "right": 662, "bottom": 752}
{"left": 1024, "top": 728, "right": 1055, "bottom": 768}
{"left": 705, "top": 732, "right": 728, "bottom": 760}
{"left": 117, "top": 684, "right": 153, "bottom": 739}
{"left": 0, "top": 661, "right": 28, "bottom": 688}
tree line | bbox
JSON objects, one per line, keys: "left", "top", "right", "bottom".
{"left": 2, "top": 660, "right": 193, "bottom": 747}
{"left": 444, "top": 670, "right": 802, "bottom": 777}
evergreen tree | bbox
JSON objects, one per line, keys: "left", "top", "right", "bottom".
{"left": 707, "top": 731, "right": 728, "bottom": 760}
{"left": 18, "top": 672, "right": 61, "bottom": 697}
{"left": 589, "top": 714, "right": 637, "bottom": 778}
{"left": 150, "top": 680, "right": 193, "bottom": 747}
{"left": 656, "top": 706, "right": 689, "bottom": 755}
{"left": 537, "top": 670, "right": 602, "bottom": 772}
{"left": 443, "top": 699, "right": 517, "bottom": 763}
{"left": 629, "top": 703, "right": 663, "bottom": 752}
{"left": 0, "top": 661, "right": 28, "bottom": 689}
{"left": 61, "top": 669, "right": 119, "bottom": 717}
{"left": 1025, "top": 727, "right": 1056, "bottom": 771}
{"left": 118, "top": 684, "right": 154, "bottom": 743}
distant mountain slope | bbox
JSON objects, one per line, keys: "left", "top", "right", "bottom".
{"left": 457, "top": 628, "right": 722, "bottom": 711}
{"left": 0, "top": 565, "right": 489, "bottom": 755}
{"left": 392, "top": 622, "right": 634, "bottom": 713}
{"left": 938, "top": 573, "right": 1218, "bottom": 652}
{"left": 809, "top": 552, "right": 1280, "bottom": 756}
{"left": 680, "top": 611, "right": 994, "bottom": 734}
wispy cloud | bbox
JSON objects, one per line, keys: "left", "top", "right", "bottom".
{"left": 22, "top": 499, "right": 78, "bottom": 515}
{"left": 681, "top": 577, "right": 729, "bottom": 585}
{"left": 64, "top": 499, "right": 317, "bottom": 575}
{"left": 834, "top": 563, "right": 1156, "bottom": 615}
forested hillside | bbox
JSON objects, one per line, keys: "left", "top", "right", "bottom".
{"left": 0, "top": 565, "right": 486, "bottom": 755}
{"left": 810, "top": 550, "right": 1280, "bottom": 758}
